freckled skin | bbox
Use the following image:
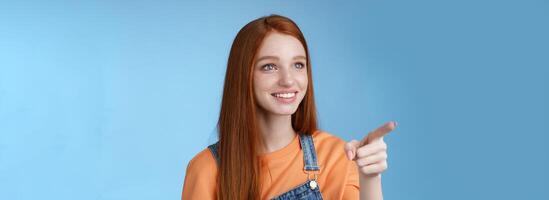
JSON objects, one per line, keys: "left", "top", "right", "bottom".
{"left": 253, "top": 32, "right": 308, "bottom": 116}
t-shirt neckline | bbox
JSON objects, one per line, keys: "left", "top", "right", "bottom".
{"left": 259, "top": 133, "right": 300, "bottom": 161}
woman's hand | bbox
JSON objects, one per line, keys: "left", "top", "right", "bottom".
{"left": 345, "top": 121, "right": 396, "bottom": 200}
{"left": 345, "top": 121, "right": 397, "bottom": 177}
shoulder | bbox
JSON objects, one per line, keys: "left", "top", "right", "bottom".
{"left": 182, "top": 147, "right": 218, "bottom": 198}
{"left": 184, "top": 147, "right": 218, "bottom": 180}
{"left": 311, "top": 130, "right": 353, "bottom": 171}
{"left": 311, "top": 130, "right": 347, "bottom": 150}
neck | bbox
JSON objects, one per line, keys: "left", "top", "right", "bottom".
{"left": 256, "top": 109, "right": 297, "bottom": 154}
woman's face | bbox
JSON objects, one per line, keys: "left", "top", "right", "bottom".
{"left": 253, "top": 32, "right": 308, "bottom": 116}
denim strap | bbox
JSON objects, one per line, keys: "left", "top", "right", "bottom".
{"left": 207, "top": 142, "right": 220, "bottom": 165}
{"left": 299, "top": 134, "right": 320, "bottom": 171}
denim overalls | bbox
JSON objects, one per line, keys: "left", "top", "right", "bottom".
{"left": 208, "top": 134, "right": 324, "bottom": 200}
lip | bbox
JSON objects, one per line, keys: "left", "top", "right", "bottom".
{"left": 270, "top": 90, "right": 298, "bottom": 95}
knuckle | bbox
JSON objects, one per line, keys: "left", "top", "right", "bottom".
{"left": 356, "top": 149, "right": 366, "bottom": 157}
{"left": 380, "top": 142, "right": 387, "bottom": 150}
{"left": 381, "top": 152, "right": 388, "bottom": 159}
{"left": 359, "top": 158, "right": 370, "bottom": 166}
{"left": 381, "top": 161, "right": 388, "bottom": 169}
{"left": 361, "top": 166, "right": 371, "bottom": 174}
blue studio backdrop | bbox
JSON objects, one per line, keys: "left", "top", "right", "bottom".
{"left": 1, "top": 0, "right": 548, "bottom": 199}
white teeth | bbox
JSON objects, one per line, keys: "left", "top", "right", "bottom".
{"left": 272, "top": 92, "right": 296, "bottom": 98}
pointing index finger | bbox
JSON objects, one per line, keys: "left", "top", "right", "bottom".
{"left": 363, "top": 121, "right": 397, "bottom": 144}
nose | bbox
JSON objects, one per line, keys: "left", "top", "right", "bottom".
{"left": 278, "top": 67, "right": 295, "bottom": 87}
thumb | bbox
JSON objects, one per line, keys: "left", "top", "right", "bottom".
{"left": 344, "top": 140, "right": 361, "bottom": 160}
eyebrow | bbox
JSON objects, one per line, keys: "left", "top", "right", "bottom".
{"left": 255, "top": 55, "right": 307, "bottom": 63}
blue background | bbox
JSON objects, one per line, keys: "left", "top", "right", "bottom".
{"left": 1, "top": 0, "right": 548, "bottom": 199}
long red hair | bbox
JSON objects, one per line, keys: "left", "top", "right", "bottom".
{"left": 217, "top": 14, "right": 318, "bottom": 200}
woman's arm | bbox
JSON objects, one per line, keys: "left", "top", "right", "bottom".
{"left": 359, "top": 174, "right": 383, "bottom": 200}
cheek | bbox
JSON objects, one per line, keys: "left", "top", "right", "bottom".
{"left": 253, "top": 74, "right": 272, "bottom": 94}
{"left": 297, "top": 73, "right": 308, "bottom": 90}
{"left": 253, "top": 76, "right": 262, "bottom": 96}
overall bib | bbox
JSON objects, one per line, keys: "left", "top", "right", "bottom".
{"left": 208, "top": 134, "right": 324, "bottom": 200}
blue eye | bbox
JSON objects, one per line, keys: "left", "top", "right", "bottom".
{"left": 261, "top": 64, "right": 276, "bottom": 71}
{"left": 295, "top": 62, "right": 305, "bottom": 69}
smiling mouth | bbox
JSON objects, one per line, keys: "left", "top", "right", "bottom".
{"left": 270, "top": 92, "right": 297, "bottom": 99}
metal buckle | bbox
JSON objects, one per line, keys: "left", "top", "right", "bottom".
{"left": 306, "top": 171, "right": 320, "bottom": 189}
{"left": 306, "top": 171, "right": 318, "bottom": 181}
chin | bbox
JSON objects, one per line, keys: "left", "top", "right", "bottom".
{"left": 271, "top": 107, "right": 298, "bottom": 116}
{"left": 256, "top": 95, "right": 304, "bottom": 116}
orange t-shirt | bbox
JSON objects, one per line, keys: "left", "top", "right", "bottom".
{"left": 181, "top": 131, "right": 360, "bottom": 199}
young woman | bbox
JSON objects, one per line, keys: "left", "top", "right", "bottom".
{"left": 181, "top": 14, "right": 397, "bottom": 200}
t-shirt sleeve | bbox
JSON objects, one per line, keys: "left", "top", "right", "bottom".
{"left": 181, "top": 149, "right": 218, "bottom": 200}
{"left": 342, "top": 161, "right": 360, "bottom": 199}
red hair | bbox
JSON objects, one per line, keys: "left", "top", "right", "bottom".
{"left": 217, "top": 14, "right": 318, "bottom": 200}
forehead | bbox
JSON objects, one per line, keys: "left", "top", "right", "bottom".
{"left": 256, "top": 32, "right": 306, "bottom": 58}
